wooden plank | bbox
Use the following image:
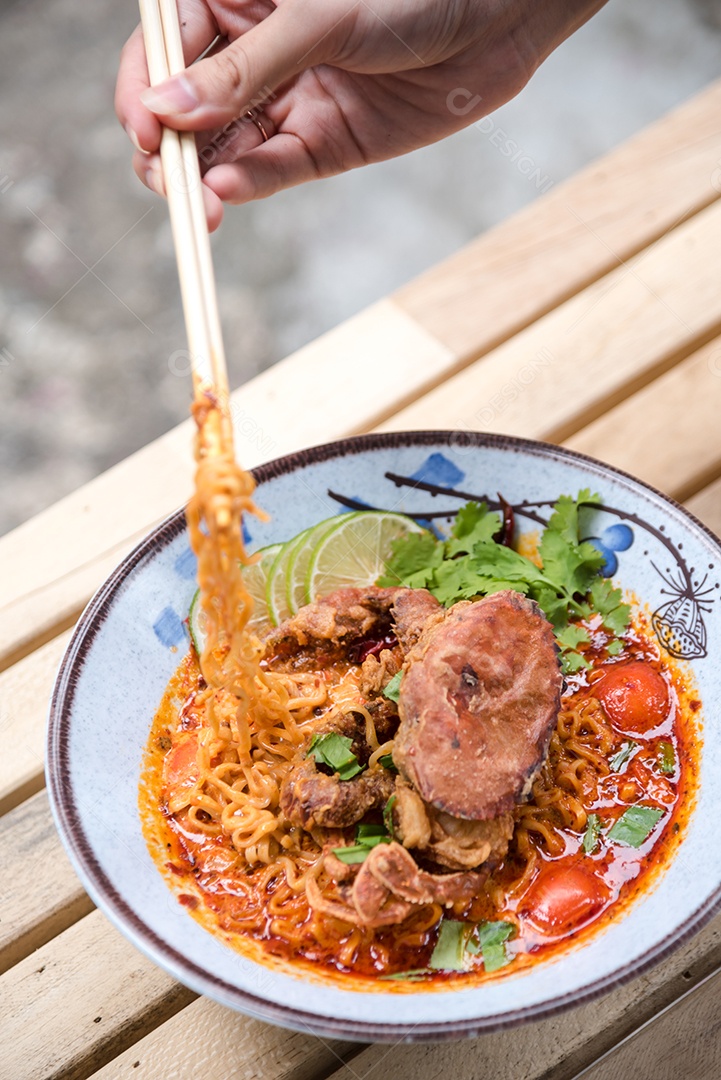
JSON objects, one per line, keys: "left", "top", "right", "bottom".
{"left": 571, "top": 966, "right": 721, "bottom": 1080}
{"left": 378, "top": 198, "right": 721, "bottom": 443}
{"left": 4, "top": 81, "right": 721, "bottom": 675}
{"left": 0, "top": 909, "right": 195, "bottom": 1080}
{"left": 320, "top": 911, "right": 721, "bottom": 1080}
{"left": 0, "top": 789, "right": 92, "bottom": 974}
{"left": 0, "top": 300, "right": 451, "bottom": 673}
{"left": 0, "top": 630, "right": 71, "bottom": 816}
{"left": 395, "top": 79, "right": 721, "bottom": 360}
{"left": 686, "top": 478, "right": 721, "bottom": 540}
{"left": 88, "top": 997, "right": 359, "bottom": 1080}
{"left": 565, "top": 335, "right": 721, "bottom": 503}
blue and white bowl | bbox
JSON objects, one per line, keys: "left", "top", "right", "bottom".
{"left": 47, "top": 432, "right": 721, "bottom": 1041}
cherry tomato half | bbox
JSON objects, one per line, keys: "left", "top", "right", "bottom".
{"left": 523, "top": 866, "right": 607, "bottom": 935}
{"left": 593, "top": 660, "right": 670, "bottom": 734}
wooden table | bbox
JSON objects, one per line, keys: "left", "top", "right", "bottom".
{"left": 3, "top": 79, "right": 721, "bottom": 1080}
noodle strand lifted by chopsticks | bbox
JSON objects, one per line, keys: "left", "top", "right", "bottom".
{"left": 184, "top": 392, "right": 317, "bottom": 868}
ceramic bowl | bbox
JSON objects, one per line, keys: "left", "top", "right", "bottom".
{"left": 47, "top": 432, "right": 721, "bottom": 1041}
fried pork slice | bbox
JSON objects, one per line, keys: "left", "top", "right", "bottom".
{"left": 392, "top": 779, "right": 514, "bottom": 871}
{"left": 395, "top": 590, "right": 562, "bottom": 821}
{"left": 265, "top": 586, "right": 441, "bottom": 659}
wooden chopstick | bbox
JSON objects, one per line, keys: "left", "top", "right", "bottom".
{"left": 138, "top": 0, "right": 230, "bottom": 407}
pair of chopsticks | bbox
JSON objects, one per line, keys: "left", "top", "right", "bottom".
{"left": 138, "top": 0, "right": 231, "bottom": 431}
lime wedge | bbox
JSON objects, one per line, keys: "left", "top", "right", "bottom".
{"left": 306, "top": 511, "right": 426, "bottom": 601}
{"left": 266, "top": 530, "right": 313, "bottom": 627}
{"left": 286, "top": 513, "right": 356, "bottom": 615}
{"left": 189, "top": 542, "right": 282, "bottom": 653}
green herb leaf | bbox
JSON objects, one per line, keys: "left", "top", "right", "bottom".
{"left": 608, "top": 805, "right": 663, "bottom": 847}
{"left": 383, "top": 671, "right": 402, "bottom": 704}
{"left": 582, "top": 813, "right": 602, "bottom": 854}
{"left": 606, "top": 638, "right": 624, "bottom": 656}
{"left": 609, "top": 741, "right": 638, "bottom": 773}
{"left": 383, "top": 795, "right": 397, "bottom": 838}
{"left": 331, "top": 844, "right": 373, "bottom": 864}
{"left": 466, "top": 921, "right": 515, "bottom": 972}
{"left": 332, "top": 823, "right": 392, "bottom": 864}
{"left": 429, "top": 920, "right": 469, "bottom": 971}
{"left": 562, "top": 651, "right": 591, "bottom": 674}
{"left": 356, "top": 823, "right": 390, "bottom": 845}
{"left": 658, "top": 741, "right": 675, "bottom": 775}
{"left": 379, "top": 753, "right": 397, "bottom": 772}
{"left": 555, "top": 624, "right": 591, "bottom": 652}
{"left": 376, "top": 492, "right": 616, "bottom": 635}
{"left": 377, "top": 532, "right": 442, "bottom": 589}
{"left": 446, "top": 502, "right": 502, "bottom": 557}
{"left": 378, "top": 969, "right": 430, "bottom": 981}
{"left": 307, "top": 732, "right": 364, "bottom": 780}
{"left": 589, "top": 578, "right": 631, "bottom": 636}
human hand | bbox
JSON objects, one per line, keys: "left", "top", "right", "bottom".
{"left": 116, "top": 0, "right": 606, "bottom": 230}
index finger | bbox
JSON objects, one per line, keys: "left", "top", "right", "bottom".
{"left": 116, "top": 4, "right": 218, "bottom": 153}
{"left": 116, "top": 25, "right": 163, "bottom": 153}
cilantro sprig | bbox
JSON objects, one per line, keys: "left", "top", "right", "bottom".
{"left": 378, "top": 491, "right": 631, "bottom": 671}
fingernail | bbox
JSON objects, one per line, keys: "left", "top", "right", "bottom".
{"left": 141, "top": 75, "right": 198, "bottom": 116}
{"left": 125, "top": 125, "right": 148, "bottom": 154}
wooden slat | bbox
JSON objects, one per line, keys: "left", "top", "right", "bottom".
{"left": 571, "top": 967, "right": 721, "bottom": 1080}
{"left": 321, "top": 912, "right": 721, "bottom": 1080}
{"left": 0, "top": 910, "right": 195, "bottom": 1080}
{"left": 0, "top": 790, "right": 92, "bottom": 974}
{"left": 4, "top": 80, "right": 721, "bottom": 674}
{"left": 395, "top": 79, "right": 721, "bottom": 359}
{"left": 0, "top": 630, "right": 71, "bottom": 815}
{"left": 686, "top": 478, "right": 721, "bottom": 539}
{"left": 379, "top": 198, "right": 721, "bottom": 443}
{"left": 565, "top": 334, "right": 721, "bottom": 502}
{"left": 89, "top": 998, "right": 359, "bottom": 1080}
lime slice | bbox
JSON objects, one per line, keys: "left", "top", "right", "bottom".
{"left": 188, "top": 542, "right": 282, "bottom": 653}
{"left": 306, "top": 511, "right": 426, "bottom": 601}
{"left": 266, "top": 531, "right": 313, "bottom": 627}
{"left": 286, "top": 513, "right": 356, "bottom": 615}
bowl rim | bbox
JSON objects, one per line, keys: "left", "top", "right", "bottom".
{"left": 46, "top": 429, "right": 721, "bottom": 1042}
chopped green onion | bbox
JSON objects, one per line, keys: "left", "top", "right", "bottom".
{"left": 429, "top": 920, "right": 468, "bottom": 971}
{"left": 379, "top": 753, "right": 397, "bottom": 772}
{"left": 466, "top": 921, "right": 515, "bottom": 972}
{"left": 379, "top": 969, "right": 430, "bottom": 981}
{"left": 355, "top": 823, "right": 390, "bottom": 850}
{"left": 582, "top": 813, "right": 602, "bottom": 854}
{"left": 331, "top": 845, "right": 372, "bottom": 864}
{"left": 383, "top": 794, "right": 397, "bottom": 837}
{"left": 307, "top": 732, "right": 364, "bottom": 780}
{"left": 608, "top": 805, "right": 663, "bottom": 848}
{"left": 383, "top": 671, "right": 402, "bottom": 703}
{"left": 356, "top": 823, "right": 387, "bottom": 841}
{"left": 609, "top": 741, "right": 638, "bottom": 773}
{"left": 658, "top": 741, "right": 675, "bottom": 775}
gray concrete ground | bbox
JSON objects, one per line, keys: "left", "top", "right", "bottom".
{"left": 1, "top": 0, "right": 720, "bottom": 536}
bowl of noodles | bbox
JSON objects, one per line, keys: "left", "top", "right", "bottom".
{"left": 47, "top": 431, "right": 721, "bottom": 1041}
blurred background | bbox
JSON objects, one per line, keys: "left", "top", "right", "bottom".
{"left": 1, "top": 0, "right": 720, "bottom": 537}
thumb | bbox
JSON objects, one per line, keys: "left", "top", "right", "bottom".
{"left": 140, "top": 1, "right": 345, "bottom": 128}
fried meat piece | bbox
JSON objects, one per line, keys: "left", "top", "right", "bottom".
{"left": 265, "top": 586, "right": 441, "bottom": 660}
{"left": 395, "top": 590, "right": 562, "bottom": 820}
{"left": 280, "top": 758, "right": 395, "bottom": 830}
{"left": 392, "top": 779, "right": 514, "bottom": 871}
